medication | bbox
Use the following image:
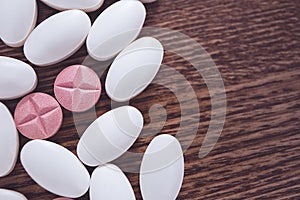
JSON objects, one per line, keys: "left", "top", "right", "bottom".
{"left": 86, "top": 0, "right": 146, "bottom": 61}
{"left": 21, "top": 140, "right": 90, "bottom": 198}
{"left": 90, "top": 164, "right": 136, "bottom": 200}
{"left": 0, "top": 56, "right": 37, "bottom": 100}
{"left": 54, "top": 65, "right": 101, "bottom": 112}
{"left": 24, "top": 10, "right": 91, "bottom": 66}
{"left": 140, "top": 134, "right": 184, "bottom": 200}
{"left": 0, "top": 0, "right": 37, "bottom": 47}
{"left": 14, "top": 93, "right": 63, "bottom": 139}
{"left": 40, "top": 0, "right": 104, "bottom": 12}
{"left": 140, "top": 0, "right": 157, "bottom": 3}
{"left": 0, "top": 189, "right": 27, "bottom": 200}
{"left": 77, "top": 106, "right": 143, "bottom": 166}
{"left": 0, "top": 0, "right": 188, "bottom": 199}
{"left": 0, "top": 103, "right": 18, "bottom": 177}
{"left": 106, "top": 37, "right": 163, "bottom": 102}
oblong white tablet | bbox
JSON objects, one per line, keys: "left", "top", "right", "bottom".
{"left": 0, "top": 103, "right": 18, "bottom": 177}
{"left": 21, "top": 140, "right": 90, "bottom": 198}
{"left": 24, "top": 10, "right": 91, "bottom": 66}
{"left": 0, "top": 189, "right": 27, "bottom": 200}
{"left": 40, "top": 0, "right": 104, "bottom": 12}
{"left": 86, "top": 0, "right": 146, "bottom": 61}
{"left": 0, "top": 0, "right": 37, "bottom": 47}
{"left": 77, "top": 106, "right": 143, "bottom": 166}
{"left": 140, "top": 134, "right": 184, "bottom": 200}
{"left": 0, "top": 56, "right": 37, "bottom": 100}
{"left": 90, "top": 164, "right": 135, "bottom": 200}
{"left": 106, "top": 37, "right": 163, "bottom": 102}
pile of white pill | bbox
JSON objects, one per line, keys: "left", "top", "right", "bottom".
{"left": 0, "top": 0, "right": 185, "bottom": 199}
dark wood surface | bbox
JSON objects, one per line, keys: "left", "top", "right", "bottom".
{"left": 1, "top": 0, "right": 300, "bottom": 199}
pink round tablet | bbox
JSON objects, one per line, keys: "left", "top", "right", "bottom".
{"left": 14, "top": 92, "right": 63, "bottom": 140}
{"left": 54, "top": 65, "right": 101, "bottom": 112}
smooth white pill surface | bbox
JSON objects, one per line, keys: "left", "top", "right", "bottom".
{"left": 86, "top": 0, "right": 146, "bottom": 61}
{"left": 24, "top": 10, "right": 91, "bottom": 66}
{"left": 106, "top": 37, "right": 163, "bottom": 102}
{"left": 0, "top": 56, "right": 37, "bottom": 100}
{"left": 90, "top": 164, "right": 136, "bottom": 200}
{"left": 40, "top": 0, "right": 104, "bottom": 12}
{"left": 0, "top": 103, "right": 18, "bottom": 177}
{"left": 0, "top": 0, "right": 37, "bottom": 47}
{"left": 140, "top": 134, "right": 184, "bottom": 200}
{"left": 21, "top": 140, "right": 90, "bottom": 198}
{"left": 77, "top": 106, "right": 143, "bottom": 166}
{"left": 0, "top": 189, "right": 27, "bottom": 200}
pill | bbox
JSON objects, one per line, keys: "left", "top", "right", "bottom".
{"left": 0, "top": 56, "right": 37, "bottom": 100}
{"left": 86, "top": 0, "right": 146, "bottom": 61}
{"left": 0, "top": 0, "right": 37, "bottom": 47}
{"left": 140, "top": 0, "right": 157, "bottom": 3}
{"left": 21, "top": 140, "right": 90, "bottom": 198}
{"left": 77, "top": 106, "right": 143, "bottom": 166}
{"left": 90, "top": 164, "right": 136, "bottom": 200}
{"left": 24, "top": 10, "right": 91, "bottom": 66}
{"left": 14, "top": 92, "right": 63, "bottom": 140}
{"left": 140, "top": 134, "right": 184, "bottom": 200}
{"left": 0, "top": 189, "right": 27, "bottom": 200}
{"left": 106, "top": 37, "right": 163, "bottom": 102}
{"left": 54, "top": 65, "right": 101, "bottom": 112}
{"left": 0, "top": 103, "right": 19, "bottom": 177}
{"left": 40, "top": 0, "right": 104, "bottom": 12}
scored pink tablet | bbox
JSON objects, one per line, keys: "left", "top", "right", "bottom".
{"left": 54, "top": 65, "right": 101, "bottom": 112}
{"left": 14, "top": 92, "right": 63, "bottom": 140}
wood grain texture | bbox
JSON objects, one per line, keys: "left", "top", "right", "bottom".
{"left": 1, "top": 0, "right": 300, "bottom": 199}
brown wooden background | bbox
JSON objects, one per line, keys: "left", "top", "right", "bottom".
{"left": 1, "top": 0, "right": 300, "bottom": 199}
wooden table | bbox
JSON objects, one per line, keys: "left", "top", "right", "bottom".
{"left": 1, "top": 0, "right": 300, "bottom": 199}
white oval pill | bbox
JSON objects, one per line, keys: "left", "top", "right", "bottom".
{"left": 77, "top": 106, "right": 143, "bottom": 167}
{"left": 86, "top": 1, "right": 146, "bottom": 61}
{"left": 106, "top": 37, "right": 163, "bottom": 102}
{"left": 21, "top": 140, "right": 90, "bottom": 198}
{"left": 90, "top": 164, "right": 135, "bottom": 200}
{"left": 0, "top": 0, "right": 37, "bottom": 47}
{"left": 140, "top": 134, "right": 184, "bottom": 200}
{"left": 24, "top": 10, "right": 91, "bottom": 66}
{"left": 0, "top": 56, "right": 37, "bottom": 100}
{"left": 0, "top": 103, "right": 18, "bottom": 177}
{"left": 40, "top": 0, "right": 104, "bottom": 12}
{"left": 0, "top": 189, "right": 27, "bottom": 200}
